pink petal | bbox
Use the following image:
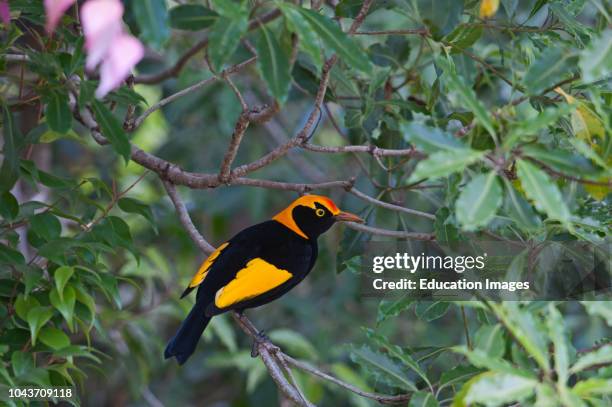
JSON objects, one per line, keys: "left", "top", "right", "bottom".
{"left": 81, "top": 0, "right": 124, "bottom": 70}
{"left": 44, "top": 0, "right": 76, "bottom": 33}
{"left": 95, "top": 34, "right": 144, "bottom": 99}
{"left": 0, "top": 1, "right": 9, "bottom": 25}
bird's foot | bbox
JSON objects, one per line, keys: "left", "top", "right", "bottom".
{"left": 251, "top": 330, "right": 280, "bottom": 357}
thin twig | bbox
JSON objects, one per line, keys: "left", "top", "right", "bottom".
{"left": 219, "top": 111, "right": 251, "bottom": 182}
{"left": 283, "top": 356, "right": 412, "bottom": 405}
{"left": 232, "top": 312, "right": 412, "bottom": 405}
{"left": 162, "top": 180, "right": 215, "bottom": 255}
{"left": 132, "top": 57, "right": 256, "bottom": 129}
{"left": 349, "top": 187, "right": 435, "bottom": 220}
{"left": 345, "top": 223, "right": 434, "bottom": 240}
{"left": 134, "top": 9, "right": 281, "bottom": 84}
{"left": 353, "top": 29, "right": 429, "bottom": 36}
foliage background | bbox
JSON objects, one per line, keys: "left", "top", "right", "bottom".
{"left": 0, "top": 0, "right": 611, "bottom": 406}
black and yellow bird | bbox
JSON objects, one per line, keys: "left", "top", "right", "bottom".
{"left": 164, "top": 195, "right": 363, "bottom": 364}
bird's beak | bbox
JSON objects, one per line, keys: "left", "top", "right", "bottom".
{"left": 334, "top": 211, "right": 364, "bottom": 223}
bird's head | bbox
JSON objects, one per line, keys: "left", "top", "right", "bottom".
{"left": 273, "top": 195, "right": 363, "bottom": 240}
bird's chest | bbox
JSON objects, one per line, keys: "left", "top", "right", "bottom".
{"left": 259, "top": 238, "right": 316, "bottom": 278}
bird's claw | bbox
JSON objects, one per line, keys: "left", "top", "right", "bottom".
{"left": 251, "top": 330, "right": 279, "bottom": 357}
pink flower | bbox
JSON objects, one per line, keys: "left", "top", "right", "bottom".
{"left": 44, "top": 0, "right": 76, "bottom": 33}
{"left": 0, "top": 0, "right": 10, "bottom": 25}
{"left": 80, "top": 0, "right": 144, "bottom": 98}
{"left": 81, "top": 0, "right": 123, "bottom": 70}
{"left": 96, "top": 34, "right": 144, "bottom": 98}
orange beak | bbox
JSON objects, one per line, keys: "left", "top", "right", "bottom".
{"left": 334, "top": 211, "right": 364, "bottom": 223}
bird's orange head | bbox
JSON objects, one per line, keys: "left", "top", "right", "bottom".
{"left": 273, "top": 195, "right": 363, "bottom": 239}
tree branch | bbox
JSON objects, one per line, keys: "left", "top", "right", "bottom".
{"left": 282, "top": 355, "right": 412, "bottom": 405}
{"left": 346, "top": 223, "right": 434, "bottom": 240}
{"left": 162, "top": 180, "right": 215, "bottom": 255}
{"left": 349, "top": 187, "right": 436, "bottom": 220}
{"left": 232, "top": 312, "right": 412, "bottom": 406}
{"left": 219, "top": 111, "right": 251, "bottom": 182}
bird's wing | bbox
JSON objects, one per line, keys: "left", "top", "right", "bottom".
{"left": 180, "top": 222, "right": 273, "bottom": 298}
{"left": 213, "top": 258, "right": 293, "bottom": 310}
{"left": 180, "top": 242, "right": 230, "bottom": 298}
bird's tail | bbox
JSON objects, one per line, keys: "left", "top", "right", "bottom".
{"left": 164, "top": 300, "right": 211, "bottom": 365}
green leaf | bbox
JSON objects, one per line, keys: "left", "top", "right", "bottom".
{"left": 444, "top": 24, "right": 482, "bottom": 52}
{"left": 546, "top": 304, "right": 570, "bottom": 383}
{"left": 53, "top": 345, "right": 101, "bottom": 363}
{"left": 516, "top": 159, "right": 571, "bottom": 226}
{"left": 489, "top": 302, "right": 550, "bottom": 372}
{"left": 0, "top": 243, "right": 25, "bottom": 264}
{"left": 269, "top": 329, "right": 318, "bottom": 360}
{"left": 132, "top": 0, "right": 170, "bottom": 50}
{"left": 11, "top": 351, "right": 34, "bottom": 377}
{"left": 366, "top": 329, "right": 431, "bottom": 388}
{"left": 505, "top": 105, "right": 573, "bottom": 147}
{"left": 0, "top": 105, "right": 20, "bottom": 193}
{"left": 118, "top": 197, "right": 154, "bottom": 225}
{"left": 442, "top": 61, "right": 496, "bottom": 139}
{"left": 581, "top": 301, "right": 612, "bottom": 327}
{"left": 44, "top": 91, "right": 72, "bottom": 134}
{"left": 453, "top": 346, "right": 534, "bottom": 378}
{"left": 409, "top": 391, "right": 439, "bottom": 407}
{"left": 439, "top": 365, "right": 481, "bottom": 391}
{"left": 522, "top": 47, "right": 578, "bottom": 94}
{"left": 39, "top": 327, "right": 70, "bottom": 350}
{"left": 98, "top": 273, "right": 122, "bottom": 309}
{"left": 207, "top": 16, "right": 248, "bottom": 71}
{"left": 211, "top": 0, "right": 247, "bottom": 19}
{"left": 350, "top": 345, "right": 417, "bottom": 391}
{"left": 287, "top": 5, "right": 371, "bottom": 73}
{"left": 53, "top": 266, "right": 74, "bottom": 300}
{"left": 572, "top": 378, "right": 612, "bottom": 396}
{"left": 14, "top": 294, "right": 41, "bottom": 321}
{"left": 30, "top": 212, "right": 62, "bottom": 241}
{"left": 26, "top": 306, "right": 53, "bottom": 346}
{"left": 570, "top": 344, "right": 612, "bottom": 374}
{"left": 401, "top": 122, "right": 465, "bottom": 153}
{"left": 502, "top": 179, "right": 541, "bottom": 230}
{"left": 456, "top": 172, "right": 502, "bottom": 231}
{"left": 91, "top": 100, "right": 131, "bottom": 164}
{"left": 464, "top": 372, "right": 537, "bottom": 406}
{"left": 415, "top": 301, "right": 450, "bottom": 321}
{"left": 579, "top": 29, "right": 611, "bottom": 83}
{"left": 434, "top": 207, "right": 461, "bottom": 244}
{"left": 0, "top": 191, "right": 19, "bottom": 220}
{"left": 474, "top": 324, "right": 505, "bottom": 359}
{"left": 49, "top": 286, "right": 76, "bottom": 331}
{"left": 256, "top": 25, "right": 291, "bottom": 104}
{"left": 520, "top": 145, "right": 597, "bottom": 175}
{"left": 377, "top": 296, "right": 414, "bottom": 324}
{"left": 169, "top": 5, "right": 218, "bottom": 31}
{"left": 281, "top": 4, "right": 323, "bottom": 69}
{"left": 535, "top": 383, "right": 560, "bottom": 407}
{"left": 417, "top": 0, "right": 463, "bottom": 37}
{"left": 408, "top": 149, "right": 483, "bottom": 182}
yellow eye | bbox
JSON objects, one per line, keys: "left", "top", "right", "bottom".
{"left": 315, "top": 208, "right": 326, "bottom": 217}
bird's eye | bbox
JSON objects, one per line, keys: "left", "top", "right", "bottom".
{"left": 315, "top": 208, "right": 326, "bottom": 217}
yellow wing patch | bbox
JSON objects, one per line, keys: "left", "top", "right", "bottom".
{"left": 214, "top": 258, "right": 293, "bottom": 309}
{"left": 188, "top": 242, "right": 229, "bottom": 288}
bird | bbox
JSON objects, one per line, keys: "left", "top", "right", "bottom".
{"left": 164, "top": 194, "right": 363, "bottom": 364}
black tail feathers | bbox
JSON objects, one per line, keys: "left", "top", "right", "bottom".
{"left": 164, "top": 301, "right": 211, "bottom": 365}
